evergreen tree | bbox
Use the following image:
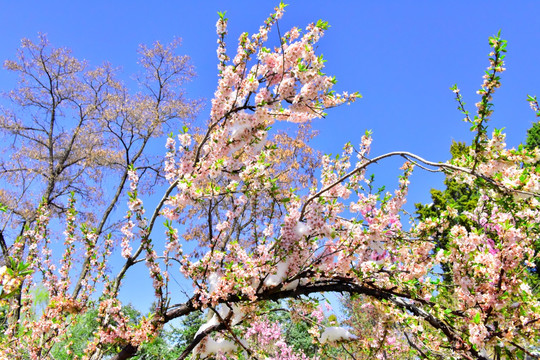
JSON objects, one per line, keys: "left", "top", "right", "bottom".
{"left": 169, "top": 310, "right": 204, "bottom": 354}
{"left": 415, "top": 141, "right": 479, "bottom": 283}
{"left": 415, "top": 125, "right": 540, "bottom": 289}
{"left": 526, "top": 121, "right": 540, "bottom": 151}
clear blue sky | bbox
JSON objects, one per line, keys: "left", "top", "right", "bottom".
{"left": 2, "top": 1, "right": 540, "bottom": 310}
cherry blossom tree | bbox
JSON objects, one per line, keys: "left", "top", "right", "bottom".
{"left": 1, "top": 3, "right": 540, "bottom": 360}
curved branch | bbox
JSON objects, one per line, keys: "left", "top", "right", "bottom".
{"left": 112, "top": 277, "right": 487, "bottom": 360}
{"left": 300, "top": 151, "right": 539, "bottom": 220}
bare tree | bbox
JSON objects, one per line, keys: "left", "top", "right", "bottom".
{"left": 0, "top": 33, "right": 201, "bottom": 299}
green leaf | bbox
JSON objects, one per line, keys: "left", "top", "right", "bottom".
{"left": 315, "top": 19, "right": 330, "bottom": 30}
{"left": 217, "top": 11, "right": 227, "bottom": 21}
{"left": 473, "top": 312, "right": 481, "bottom": 324}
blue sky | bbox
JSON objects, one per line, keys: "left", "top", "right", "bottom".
{"left": 2, "top": 1, "right": 540, "bottom": 310}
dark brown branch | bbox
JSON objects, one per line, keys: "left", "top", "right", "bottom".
{"left": 112, "top": 278, "right": 488, "bottom": 360}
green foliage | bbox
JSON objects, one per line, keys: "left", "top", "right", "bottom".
{"left": 526, "top": 121, "right": 540, "bottom": 151}
{"left": 525, "top": 121, "right": 540, "bottom": 287}
{"left": 47, "top": 304, "right": 186, "bottom": 360}
{"left": 283, "top": 315, "right": 317, "bottom": 356}
{"left": 169, "top": 310, "right": 204, "bottom": 353}
{"left": 262, "top": 301, "right": 318, "bottom": 356}
{"left": 28, "top": 284, "right": 49, "bottom": 319}
{"left": 50, "top": 308, "right": 101, "bottom": 360}
{"left": 0, "top": 258, "right": 33, "bottom": 302}
{"left": 133, "top": 335, "right": 182, "bottom": 360}
{"left": 415, "top": 141, "right": 479, "bottom": 283}
{"left": 315, "top": 19, "right": 330, "bottom": 30}
{"left": 217, "top": 11, "right": 227, "bottom": 21}
{"left": 416, "top": 126, "right": 540, "bottom": 290}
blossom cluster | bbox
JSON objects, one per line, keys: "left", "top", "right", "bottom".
{"left": 3, "top": 4, "right": 540, "bottom": 360}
